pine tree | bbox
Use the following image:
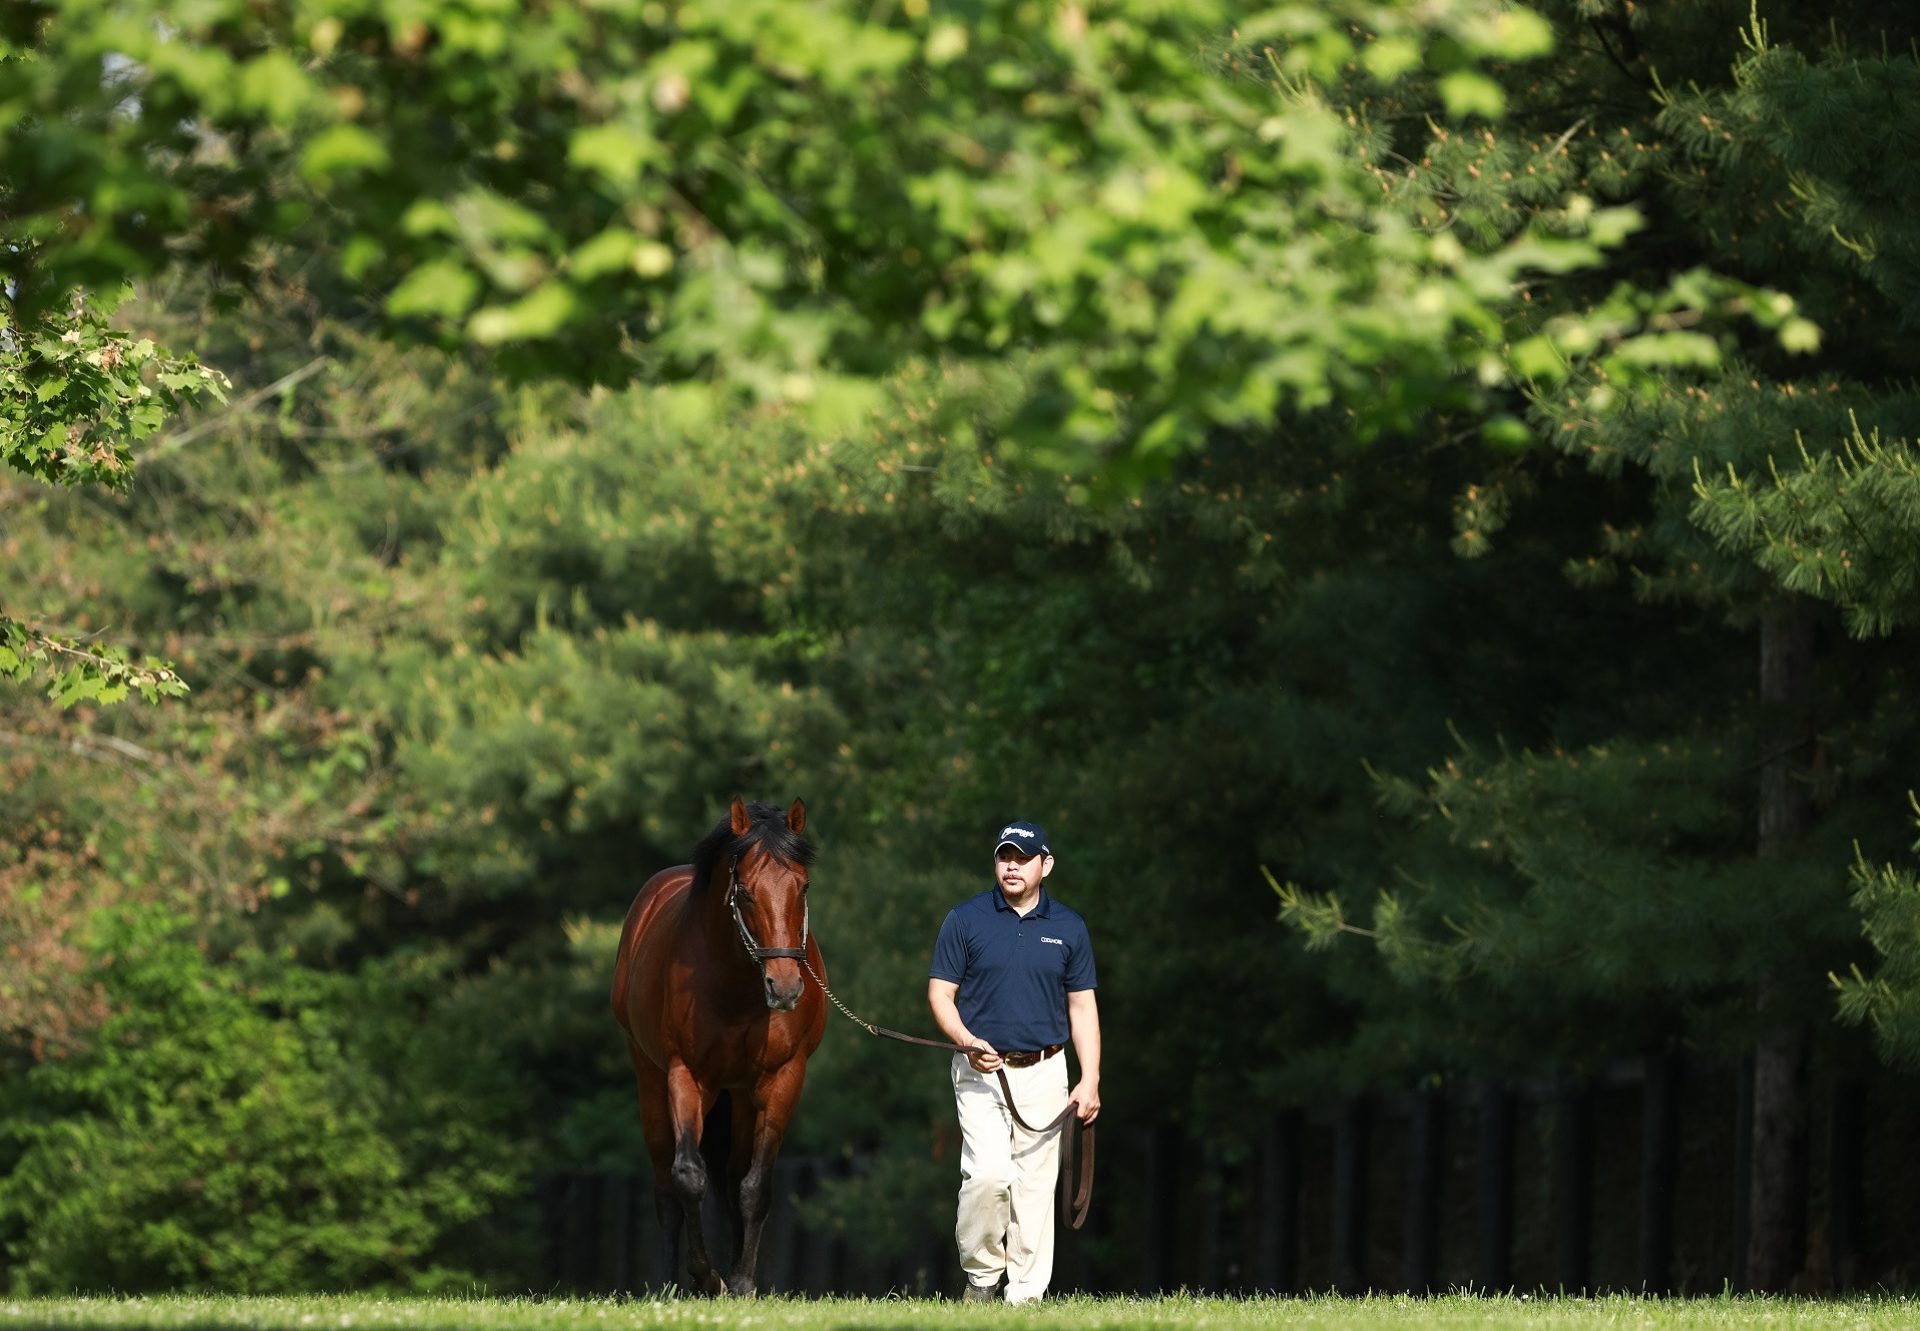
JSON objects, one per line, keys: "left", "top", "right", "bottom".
{"left": 1279, "top": 0, "right": 1920, "bottom": 1289}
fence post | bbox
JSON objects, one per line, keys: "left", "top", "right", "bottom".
{"left": 1140, "top": 1121, "right": 1182, "bottom": 1292}
{"left": 1553, "top": 1083, "right": 1594, "bottom": 1294}
{"left": 1829, "top": 1077, "right": 1866, "bottom": 1291}
{"left": 796, "top": 1161, "right": 836, "bottom": 1296}
{"left": 1732, "top": 1056, "right": 1755, "bottom": 1289}
{"left": 1404, "top": 1083, "right": 1444, "bottom": 1294}
{"left": 1332, "top": 1097, "right": 1370, "bottom": 1294}
{"left": 1638, "top": 1051, "right": 1680, "bottom": 1293}
{"left": 761, "top": 1159, "right": 799, "bottom": 1294}
{"left": 1198, "top": 1151, "right": 1225, "bottom": 1290}
{"left": 1475, "top": 1081, "right": 1514, "bottom": 1292}
{"left": 1254, "top": 1109, "right": 1301, "bottom": 1292}
{"left": 604, "top": 1173, "right": 634, "bottom": 1293}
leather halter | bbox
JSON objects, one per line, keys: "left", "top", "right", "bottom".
{"left": 726, "top": 855, "right": 809, "bottom": 965}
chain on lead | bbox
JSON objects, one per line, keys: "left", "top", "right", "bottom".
{"left": 802, "top": 957, "right": 879, "bottom": 1036}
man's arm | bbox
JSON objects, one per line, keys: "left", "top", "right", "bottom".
{"left": 929, "top": 977, "right": 1001, "bottom": 1073}
{"left": 1067, "top": 988, "right": 1101, "bottom": 1123}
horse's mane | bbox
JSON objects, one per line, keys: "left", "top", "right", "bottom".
{"left": 689, "top": 801, "right": 815, "bottom": 894}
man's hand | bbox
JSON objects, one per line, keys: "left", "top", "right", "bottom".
{"left": 931, "top": 979, "right": 1001, "bottom": 1072}
{"left": 1069, "top": 1080, "right": 1101, "bottom": 1124}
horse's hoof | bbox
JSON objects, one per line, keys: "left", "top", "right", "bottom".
{"left": 727, "top": 1278, "right": 757, "bottom": 1298}
{"left": 702, "top": 1272, "right": 728, "bottom": 1297}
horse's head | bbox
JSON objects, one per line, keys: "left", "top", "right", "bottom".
{"left": 723, "top": 796, "right": 813, "bottom": 1011}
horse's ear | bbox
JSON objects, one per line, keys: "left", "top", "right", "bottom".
{"left": 786, "top": 798, "right": 806, "bottom": 834}
{"left": 730, "top": 797, "right": 752, "bottom": 837}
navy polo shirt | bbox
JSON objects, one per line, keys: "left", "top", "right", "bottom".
{"left": 930, "top": 887, "right": 1097, "bottom": 1053}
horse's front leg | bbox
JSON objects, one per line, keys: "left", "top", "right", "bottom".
{"left": 727, "top": 1059, "right": 809, "bottom": 1296}
{"left": 665, "top": 1064, "right": 728, "bottom": 1296}
{"left": 628, "top": 1048, "right": 686, "bottom": 1290}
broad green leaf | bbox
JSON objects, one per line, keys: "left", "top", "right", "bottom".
{"left": 467, "top": 282, "right": 578, "bottom": 344}
{"left": 1439, "top": 70, "right": 1506, "bottom": 119}
{"left": 402, "top": 200, "right": 460, "bottom": 238}
{"left": 926, "top": 24, "right": 969, "bottom": 66}
{"left": 1362, "top": 35, "right": 1423, "bottom": 83}
{"left": 239, "top": 50, "right": 319, "bottom": 123}
{"left": 569, "top": 123, "right": 654, "bottom": 189}
{"left": 570, "top": 228, "right": 642, "bottom": 280}
{"left": 1509, "top": 335, "right": 1564, "bottom": 381}
{"left": 387, "top": 260, "right": 483, "bottom": 321}
{"left": 1781, "top": 317, "right": 1823, "bottom": 353}
{"left": 452, "top": 190, "right": 554, "bottom": 247}
{"left": 300, "top": 124, "right": 390, "bottom": 182}
{"left": 1465, "top": 7, "right": 1555, "bottom": 60}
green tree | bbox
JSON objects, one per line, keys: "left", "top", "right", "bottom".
{"left": 1277, "top": 0, "right": 1920, "bottom": 1289}
{"left": 0, "top": 909, "right": 521, "bottom": 1293}
{"left": 0, "top": 285, "right": 222, "bottom": 702}
{"left": 6, "top": 0, "right": 1796, "bottom": 486}
{"left": 1675, "top": 24, "right": 1920, "bottom": 1180}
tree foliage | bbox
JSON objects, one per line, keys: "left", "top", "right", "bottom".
{"left": 0, "top": 910, "right": 520, "bottom": 1292}
{"left": 10, "top": 0, "right": 1920, "bottom": 1296}
{"left": 3, "top": 0, "right": 1791, "bottom": 477}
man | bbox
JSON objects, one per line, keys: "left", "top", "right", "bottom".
{"left": 928, "top": 819, "right": 1101, "bottom": 1304}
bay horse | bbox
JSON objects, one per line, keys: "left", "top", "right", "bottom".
{"left": 610, "top": 797, "right": 825, "bottom": 1295}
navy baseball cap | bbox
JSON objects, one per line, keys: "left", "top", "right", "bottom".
{"left": 993, "top": 820, "right": 1051, "bottom": 858}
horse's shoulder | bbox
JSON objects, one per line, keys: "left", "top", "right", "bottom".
{"left": 639, "top": 863, "right": 695, "bottom": 902}
{"left": 612, "top": 865, "right": 699, "bottom": 1020}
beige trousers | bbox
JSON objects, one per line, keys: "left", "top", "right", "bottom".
{"left": 950, "top": 1050, "right": 1071, "bottom": 1303}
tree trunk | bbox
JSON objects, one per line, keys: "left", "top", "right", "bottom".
{"left": 1746, "top": 601, "right": 1816, "bottom": 1291}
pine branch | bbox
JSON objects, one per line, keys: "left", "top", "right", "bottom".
{"left": 1587, "top": 17, "right": 1650, "bottom": 91}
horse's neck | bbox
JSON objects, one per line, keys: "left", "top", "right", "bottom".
{"left": 689, "top": 876, "right": 758, "bottom": 985}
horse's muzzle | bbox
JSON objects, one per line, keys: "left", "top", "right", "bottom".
{"left": 765, "top": 972, "right": 804, "bottom": 1011}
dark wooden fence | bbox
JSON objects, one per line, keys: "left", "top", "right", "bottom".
{"left": 535, "top": 1056, "right": 1918, "bottom": 1296}
{"left": 534, "top": 1158, "right": 952, "bottom": 1297}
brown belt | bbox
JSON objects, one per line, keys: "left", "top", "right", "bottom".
{"left": 1001, "top": 1043, "right": 1063, "bottom": 1069}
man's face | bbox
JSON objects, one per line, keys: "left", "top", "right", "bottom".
{"left": 995, "top": 845, "right": 1052, "bottom": 895}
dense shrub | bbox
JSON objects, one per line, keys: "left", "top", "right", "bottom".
{"left": 0, "top": 909, "right": 521, "bottom": 1293}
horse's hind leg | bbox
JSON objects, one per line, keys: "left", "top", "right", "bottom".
{"left": 728, "top": 1058, "right": 809, "bottom": 1296}
{"left": 665, "top": 1063, "right": 728, "bottom": 1295}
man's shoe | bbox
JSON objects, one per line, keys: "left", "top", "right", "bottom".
{"left": 960, "top": 1279, "right": 1002, "bottom": 1303}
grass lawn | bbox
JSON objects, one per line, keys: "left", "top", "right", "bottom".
{"left": 0, "top": 1295, "right": 1916, "bottom": 1331}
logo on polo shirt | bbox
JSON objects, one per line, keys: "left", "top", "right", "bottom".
{"left": 1041, "top": 936, "right": 1064, "bottom": 945}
